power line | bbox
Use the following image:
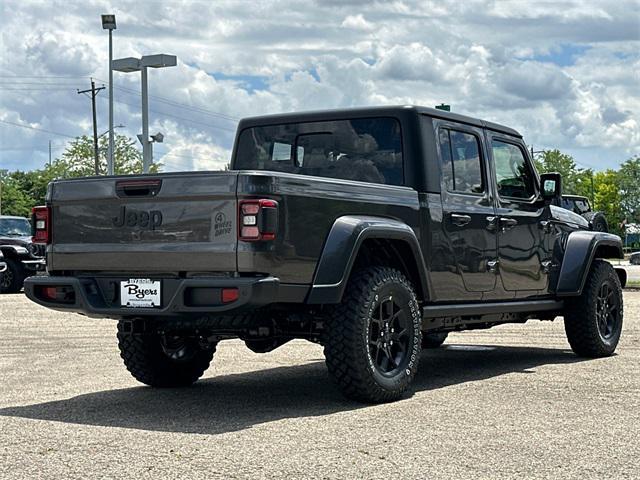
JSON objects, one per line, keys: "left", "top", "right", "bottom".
{"left": 1, "top": 75, "right": 239, "bottom": 123}
{"left": 0, "top": 82, "right": 87, "bottom": 85}
{"left": 0, "top": 74, "right": 89, "bottom": 79}
{"left": 94, "top": 77, "right": 239, "bottom": 122}
{"left": 0, "top": 119, "right": 78, "bottom": 139}
{"left": 98, "top": 95, "right": 237, "bottom": 132}
{"left": 0, "top": 87, "right": 79, "bottom": 91}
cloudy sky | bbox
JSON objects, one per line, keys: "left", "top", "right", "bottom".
{"left": 1, "top": 0, "right": 638, "bottom": 173}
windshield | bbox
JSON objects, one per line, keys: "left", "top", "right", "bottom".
{"left": 0, "top": 218, "right": 31, "bottom": 236}
{"left": 234, "top": 117, "right": 403, "bottom": 185}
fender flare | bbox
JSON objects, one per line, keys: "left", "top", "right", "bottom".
{"left": 555, "top": 230, "right": 624, "bottom": 296}
{"left": 0, "top": 245, "right": 29, "bottom": 258}
{"left": 306, "top": 215, "right": 429, "bottom": 304}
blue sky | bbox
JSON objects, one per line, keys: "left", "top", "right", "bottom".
{"left": 0, "top": 0, "right": 638, "bottom": 173}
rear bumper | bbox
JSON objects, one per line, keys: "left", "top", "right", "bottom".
{"left": 24, "top": 275, "right": 287, "bottom": 318}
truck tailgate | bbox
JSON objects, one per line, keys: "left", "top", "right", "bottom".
{"left": 48, "top": 172, "right": 238, "bottom": 273}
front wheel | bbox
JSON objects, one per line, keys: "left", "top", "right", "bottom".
{"left": 0, "top": 258, "right": 26, "bottom": 293}
{"left": 323, "top": 267, "right": 422, "bottom": 403}
{"left": 564, "top": 260, "right": 623, "bottom": 358}
{"left": 117, "top": 321, "right": 215, "bottom": 387}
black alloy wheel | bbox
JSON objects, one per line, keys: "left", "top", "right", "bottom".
{"left": 595, "top": 281, "right": 620, "bottom": 340}
{"left": 368, "top": 295, "right": 412, "bottom": 376}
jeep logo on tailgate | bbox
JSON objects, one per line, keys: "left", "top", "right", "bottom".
{"left": 113, "top": 206, "right": 163, "bottom": 230}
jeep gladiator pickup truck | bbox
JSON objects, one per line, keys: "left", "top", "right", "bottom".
{"left": 25, "top": 106, "right": 626, "bottom": 403}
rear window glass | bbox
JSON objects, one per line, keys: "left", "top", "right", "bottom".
{"left": 234, "top": 117, "right": 403, "bottom": 185}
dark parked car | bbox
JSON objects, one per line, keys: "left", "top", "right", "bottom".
{"left": 557, "top": 195, "right": 608, "bottom": 232}
{"left": 0, "top": 215, "right": 46, "bottom": 293}
{"left": 25, "top": 106, "right": 626, "bottom": 403}
{"left": 630, "top": 251, "right": 640, "bottom": 265}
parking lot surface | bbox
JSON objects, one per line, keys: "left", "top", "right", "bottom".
{"left": 1, "top": 292, "right": 639, "bottom": 479}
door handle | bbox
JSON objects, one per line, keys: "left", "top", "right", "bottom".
{"left": 487, "top": 260, "right": 499, "bottom": 273}
{"left": 499, "top": 217, "right": 518, "bottom": 231}
{"left": 450, "top": 213, "right": 472, "bottom": 227}
{"left": 486, "top": 216, "right": 497, "bottom": 232}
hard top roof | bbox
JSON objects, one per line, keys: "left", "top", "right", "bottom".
{"left": 238, "top": 105, "right": 521, "bottom": 138}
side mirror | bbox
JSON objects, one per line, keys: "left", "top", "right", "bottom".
{"left": 540, "top": 172, "right": 562, "bottom": 203}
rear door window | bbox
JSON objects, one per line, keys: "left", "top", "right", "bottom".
{"left": 438, "top": 128, "right": 484, "bottom": 194}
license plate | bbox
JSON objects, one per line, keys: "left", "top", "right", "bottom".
{"left": 120, "top": 279, "right": 161, "bottom": 308}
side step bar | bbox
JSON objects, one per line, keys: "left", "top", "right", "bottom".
{"left": 423, "top": 299, "right": 564, "bottom": 319}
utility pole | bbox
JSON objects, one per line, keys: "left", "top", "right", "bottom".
{"left": 48, "top": 140, "right": 52, "bottom": 166}
{"left": 78, "top": 79, "right": 105, "bottom": 175}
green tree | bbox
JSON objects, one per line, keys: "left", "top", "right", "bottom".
{"left": 618, "top": 155, "right": 640, "bottom": 223}
{"left": 593, "top": 169, "right": 623, "bottom": 235}
{"left": 0, "top": 170, "right": 34, "bottom": 217}
{"left": 534, "top": 149, "right": 593, "bottom": 199}
{"left": 1, "top": 134, "right": 161, "bottom": 216}
{"left": 61, "top": 134, "right": 161, "bottom": 176}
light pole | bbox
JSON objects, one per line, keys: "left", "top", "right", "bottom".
{"left": 112, "top": 54, "right": 176, "bottom": 173}
{"left": 101, "top": 14, "right": 116, "bottom": 176}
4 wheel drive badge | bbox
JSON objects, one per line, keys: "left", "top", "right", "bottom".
{"left": 213, "top": 211, "right": 232, "bottom": 237}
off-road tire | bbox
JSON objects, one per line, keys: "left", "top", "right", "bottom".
{"left": 323, "top": 267, "right": 422, "bottom": 403}
{"left": 117, "top": 321, "right": 215, "bottom": 387}
{"left": 422, "top": 332, "right": 448, "bottom": 349}
{"left": 564, "top": 260, "right": 623, "bottom": 358}
{"left": 0, "top": 258, "right": 26, "bottom": 293}
{"left": 583, "top": 211, "right": 608, "bottom": 233}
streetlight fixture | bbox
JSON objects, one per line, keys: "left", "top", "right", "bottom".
{"left": 112, "top": 54, "right": 177, "bottom": 173}
{"left": 101, "top": 14, "right": 116, "bottom": 176}
{"left": 98, "top": 124, "right": 125, "bottom": 139}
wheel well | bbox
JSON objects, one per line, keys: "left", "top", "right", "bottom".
{"left": 352, "top": 238, "right": 426, "bottom": 301}
{"left": 0, "top": 247, "right": 18, "bottom": 260}
{"left": 594, "top": 244, "right": 622, "bottom": 260}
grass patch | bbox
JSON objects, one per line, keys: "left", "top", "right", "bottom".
{"left": 625, "top": 280, "right": 640, "bottom": 289}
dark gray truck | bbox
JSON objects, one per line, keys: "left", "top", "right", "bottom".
{"left": 25, "top": 106, "right": 626, "bottom": 403}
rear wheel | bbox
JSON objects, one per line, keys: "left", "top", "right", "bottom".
{"left": 564, "top": 260, "right": 623, "bottom": 357}
{"left": 323, "top": 267, "right": 422, "bottom": 403}
{"left": 422, "top": 332, "right": 448, "bottom": 349}
{"left": 117, "top": 321, "right": 215, "bottom": 387}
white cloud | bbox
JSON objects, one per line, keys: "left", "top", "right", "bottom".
{"left": 0, "top": 0, "right": 638, "bottom": 173}
{"left": 341, "top": 14, "right": 375, "bottom": 32}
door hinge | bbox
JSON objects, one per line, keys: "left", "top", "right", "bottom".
{"left": 539, "top": 220, "right": 554, "bottom": 234}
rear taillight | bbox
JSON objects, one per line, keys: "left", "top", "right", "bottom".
{"left": 38, "top": 285, "right": 75, "bottom": 304}
{"left": 239, "top": 199, "right": 278, "bottom": 241}
{"left": 32, "top": 206, "right": 51, "bottom": 244}
{"left": 221, "top": 288, "right": 239, "bottom": 303}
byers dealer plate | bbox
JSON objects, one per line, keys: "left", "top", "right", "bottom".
{"left": 120, "top": 279, "right": 161, "bottom": 307}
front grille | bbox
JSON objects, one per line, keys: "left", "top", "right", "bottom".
{"left": 29, "top": 243, "right": 46, "bottom": 258}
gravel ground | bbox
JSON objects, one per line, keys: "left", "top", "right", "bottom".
{"left": 1, "top": 292, "right": 638, "bottom": 479}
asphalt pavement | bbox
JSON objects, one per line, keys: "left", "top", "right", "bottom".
{"left": 1, "top": 293, "right": 638, "bottom": 479}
